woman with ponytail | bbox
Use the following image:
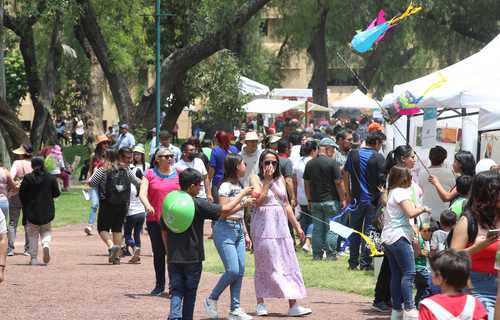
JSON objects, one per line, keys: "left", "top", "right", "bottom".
{"left": 208, "top": 131, "right": 238, "bottom": 203}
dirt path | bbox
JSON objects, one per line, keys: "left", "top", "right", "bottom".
{"left": 1, "top": 224, "right": 388, "bottom": 320}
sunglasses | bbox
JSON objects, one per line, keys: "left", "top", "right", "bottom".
{"left": 158, "top": 154, "right": 173, "bottom": 159}
{"left": 264, "top": 160, "right": 278, "bottom": 166}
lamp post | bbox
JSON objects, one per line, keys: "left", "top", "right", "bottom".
{"left": 154, "top": 0, "right": 175, "bottom": 148}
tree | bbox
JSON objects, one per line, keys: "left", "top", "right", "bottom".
{"left": 77, "top": 0, "right": 272, "bottom": 132}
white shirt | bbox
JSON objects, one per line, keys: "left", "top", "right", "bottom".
{"left": 50, "top": 157, "right": 65, "bottom": 175}
{"left": 174, "top": 158, "right": 208, "bottom": 198}
{"left": 418, "top": 166, "right": 455, "bottom": 221}
{"left": 128, "top": 184, "right": 146, "bottom": 216}
{"left": 381, "top": 187, "right": 415, "bottom": 246}
{"left": 218, "top": 181, "right": 244, "bottom": 219}
{"left": 430, "top": 229, "right": 449, "bottom": 253}
{"left": 239, "top": 147, "right": 261, "bottom": 187}
{"left": 293, "top": 156, "right": 312, "bottom": 206}
{"left": 0, "top": 208, "right": 6, "bottom": 234}
{"left": 289, "top": 145, "right": 302, "bottom": 168}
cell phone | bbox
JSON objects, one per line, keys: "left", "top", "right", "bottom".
{"left": 486, "top": 229, "right": 500, "bottom": 238}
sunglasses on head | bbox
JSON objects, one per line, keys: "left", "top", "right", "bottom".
{"left": 158, "top": 154, "right": 173, "bottom": 159}
{"left": 264, "top": 160, "right": 278, "bottom": 166}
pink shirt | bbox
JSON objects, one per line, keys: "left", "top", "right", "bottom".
{"left": 145, "top": 168, "right": 180, "bottom": 222}
{"left": 10, "top": 159, "right": 33, "bottom": 180}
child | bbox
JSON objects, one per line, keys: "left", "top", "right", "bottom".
{"left": 449, "top": 175, "right": 472, "bottom": 218}
{"left": 164, "top": 168, "right": 254, "bottom": 320}
{"left": 19, "top": 157, "right": 61, "bottom": 265}
{"left": 414, "top": 222, "right": 434, "bottom": 307}
{"left": 419, "top": 249, "right": 487, "bottom": 320}
{"left": 430, "top": 210, "right": 457, "bottom": 256}
{"left": 124, "top": 183, "right": 145, "bottom": 263}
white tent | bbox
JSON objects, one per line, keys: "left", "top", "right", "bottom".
{"left": 331, "top": 89, "right": 380, "bottom": 109}
{"left": 243, "top": 99, "right": 330, "bottom": 114}
{"left": 239, "top": 76, "right": 270, "bottom": 96}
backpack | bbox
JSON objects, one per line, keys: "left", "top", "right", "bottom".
{"left": 100, "top": 167, "right": 131, "bottom": 205}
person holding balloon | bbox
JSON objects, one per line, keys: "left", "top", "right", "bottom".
{"left": 139, "top": 147, "right": 180, "bottom": 296}
{"left": 163, "top": 168, "right": 254, "bottom": 320}
{"left": 249, "top": 150, "right": 311, "bottom": 317}
{"left": 204, "top": 154, "right": 254, "bottom": 320}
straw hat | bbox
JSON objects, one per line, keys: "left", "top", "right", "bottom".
{"left": 244, "top": 131, "right": 259, "bottom": 142}
{"left": 95, "top": 134, "right": 110, "bottom": 145}
{"left": 12, "top": 144, "right": 33, "bottom": 155}
{"left": 133, "top": 144, "right": 145, "bottom": 154}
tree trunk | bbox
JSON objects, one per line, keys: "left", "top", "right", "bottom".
{"left": 77, "top": 0, "right": 133, "bottom": 124}
{"left": 307, "top": 1, "right": 329, "bottom": 107}
{"left": 0, "top": 98, "right": 30, "bottom": 153}
{"left": 74, "top": 22, "right": 105, "bottom": 151}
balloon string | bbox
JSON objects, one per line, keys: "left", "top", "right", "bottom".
{"left": 335, "top": 50, "right": 432, "bottom": 176}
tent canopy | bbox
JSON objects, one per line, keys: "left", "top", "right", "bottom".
{"left": 331, "top": 89, "right": 380, "bottom": 109}
{"left": 392, "top": 34, "right": 500, "bottom": 107}
{"left": 243, "top": 99, "right": 330, "bottom": 114}
{"left": 239, "top": 76, "right": 270, "bottom": 96}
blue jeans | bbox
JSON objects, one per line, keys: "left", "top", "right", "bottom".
{"left": 415, "top": 268, "right": 432, "bottom": 306}
{"left": 87, "top": 188, "right": 99, "bottom": 225}
{"left": 471, "top": 271, "right": 498, "bottom": 320}
{"left": 348, "top": 201, "right": 376, "bottom": 268}
{"left": 384, "top": 237, "right": 416, "bottom": 311}
{"left": 209, "top": 220, "right": 245, "bottom": 310}
{"left": 124, "top": 213, "right": 145, "bottom": 248}
{"left": 311, "top": 200, "right": 339, "bottom": 259}
{"left": 299, "top": 205, "right": 313, "bottom": 238}
{"left": 0, "top": 198, "right": 8, "bottom": 220}
{"left": 168, "top": 262, "right": 202, "bottom": 320}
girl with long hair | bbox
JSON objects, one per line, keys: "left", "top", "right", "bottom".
{"left": 381, "top": 166, "right": 430, "bottom": 320}
{"left": 429, "top": 150, "right": 476, "bottom": 203}
{"left": 451, "top": 170, "right": 500, "bottom": 319}
{"left": 204, "top": 154, "right": 254, "bottom": 319}
{"left": 249, "top": 150, "right": 310, "bottom": 317}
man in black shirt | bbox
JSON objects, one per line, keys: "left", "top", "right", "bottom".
{"left": 162, "top": 168, "right": 253, "bottom": 320}
{"left": 303, "top": 138, "right": 347, "bottom": 261}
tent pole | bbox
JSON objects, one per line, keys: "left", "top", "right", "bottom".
{"left": 304, "top": 101, "right": 309, "bottom": 128}
{"left": 406, "top": 115, "right": 411, "bottom": 146}
{"left": 477, "top": 130, "right": 482, "bottom": 160}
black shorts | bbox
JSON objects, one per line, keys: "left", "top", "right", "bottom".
{"left": 97, "top": 200, "right": 127, "bottom": 233}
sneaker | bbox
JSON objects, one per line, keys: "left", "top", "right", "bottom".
{"left": 371, "top": 301, "right": 391, "bottom": 313}
{"left": 112, "top": 257, "right": 120, "bottom": 265}
{"left": 302, "top": 243, "right": 311, "bottom": 253}
{"left": 229, "top": 308, "right": 253, "bottom": 320}
{"left": 84, "top": 226, "right": 92, "bottom": 236}
{"left": 23, "top": 250, "right": 30, "bottom": 256}
{"left": 7, "top": 249, "right": 14, "bottom": 256}
{"left": 42, "top": 246, "right": 51, "bottom": 264}
{"left": 109, "top": 245, "right": 120, "bottom": 263}
{"left": 255, "top": 303, "right": 268, "bottom": 316}
{"left": 288, "top": 304, "right": 312, "bottom": 317}
{"left": 150, "top": 286, "right": 164, "bottom": 296}
{"left": 29, "top": 258, "right": 39, "bottom": 265}
{"left": 121, "top": 246, "right": 132, "bottom": 257}
{"left": 390, "top": 309, "right": 403, "bottom": 320}
{"left": 403, "top": 309, "right": 418, "bottom": 320}
{"left": 129, "top": 247, "right": 141, "bottom": 264}
{"left": 203, "top": 297, "right": 218, "bottom": 319}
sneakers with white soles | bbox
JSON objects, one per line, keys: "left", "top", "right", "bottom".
{"left": 390, "top": 309, "right": 403, "bottom": 320}
{"left": 129, "top": 247, "right": 141, "bottom": 264}
{"left": 288, "top": 304, "right": 312, "bottom": 317}
{"left": 229, "top": 308, "right": 253, "bottom": 320}
{"left": 203, "top": 297, "right": 218, "bottom": 319}
{"left": 256, "top": 303, "right": 268, "bottom": 316}
{"left": 42, "top": 246, "right": 50, "bottom": 264}
{"left": 403, "top": 309, "right": 418, "bottom": 320}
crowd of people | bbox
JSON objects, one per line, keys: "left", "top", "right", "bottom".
{"left": 1, "top": 115, "right": 500, "bottom": 320}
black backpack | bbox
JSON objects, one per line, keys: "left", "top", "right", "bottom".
{"left": 101, "top": 167, "right": 131, "bottom": 205}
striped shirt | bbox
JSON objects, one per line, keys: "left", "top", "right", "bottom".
{"left": 89, "top": 167, "right": 140, "bottom": 189}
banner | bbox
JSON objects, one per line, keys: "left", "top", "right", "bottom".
{"left": 421, "top": 107, "right": 437, "bottom": 148}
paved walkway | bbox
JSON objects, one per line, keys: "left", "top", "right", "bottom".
{"left": 1, "top": 224, "right": 388, "bottom": 320}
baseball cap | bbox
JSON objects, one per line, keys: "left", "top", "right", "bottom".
{"left": 319, "top": 137, "right": 338, "bottom": 148}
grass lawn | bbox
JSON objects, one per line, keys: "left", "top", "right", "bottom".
{"left": 203, "top": 239, "right": 376, "bottom": 297}
{"left": 53, "top": 187, "right": 89, "bottom": 228}
{"left": 51, "top": 191, "right": 376, "bottom": 297}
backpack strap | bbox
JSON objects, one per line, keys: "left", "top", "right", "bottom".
{"left": 456, "top": 295, "right": 476, "bottom": 320}
{"left": 420, "top": 298, "right": 456, "bottom": 320}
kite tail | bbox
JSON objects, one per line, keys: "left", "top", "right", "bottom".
{"left": 389, "top": 3, "right": 422, "bottom": 26}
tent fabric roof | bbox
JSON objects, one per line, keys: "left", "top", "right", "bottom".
{"left": 243, "top": 99, "right": 330, "bottom": 114}
{"left": 330, "top": 89, "right": 380, "bottom": 109}
{"left": 239, "top": 76, "right": 270, "bottom": 96}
